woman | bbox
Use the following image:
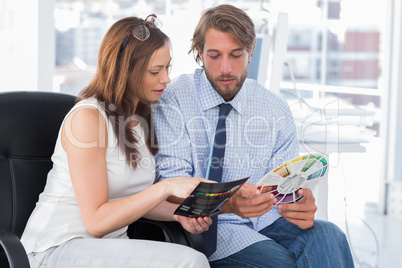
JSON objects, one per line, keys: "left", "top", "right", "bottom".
{"left": 21, "top": 15, "right": 211, "bottom": 268}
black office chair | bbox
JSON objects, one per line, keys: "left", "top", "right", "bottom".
{"left": 0, "top": 91, "right": 204, "bottom": 268}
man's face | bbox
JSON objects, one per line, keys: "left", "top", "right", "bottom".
{"left": 198, "top": 28, "right": 251, "bottom": 101}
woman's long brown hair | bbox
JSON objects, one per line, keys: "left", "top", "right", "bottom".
{"left": 78, "top": 17, "right": 169, "bottom": 167}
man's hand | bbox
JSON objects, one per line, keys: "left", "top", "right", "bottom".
{"left": 221, "top": 183, "right": 276, "bottom": 218}
{"left": 277, "top": 188, "right": 317, "bottom": 229}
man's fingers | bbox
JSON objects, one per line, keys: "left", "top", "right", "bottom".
{"left": 282, "top": 217, "right": 313, "bottom": 229}
{"left": 238, "top": 183, "right": 261, "bottom": 197}
{"left": 235, "top": 194, "right": 276, "bottom": 217}
{"left": 299, "top": 188, "right": 313, "bottom": 198}
{"left": 278, "top": 201, "right": 317, "bottom": 214}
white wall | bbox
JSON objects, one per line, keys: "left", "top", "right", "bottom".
{"left": 0, "top": 0, "right": 54, "bottom": 91}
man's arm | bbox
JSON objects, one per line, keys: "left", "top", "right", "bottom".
{"left": 223, "top": 97, "right": 318, "bottom": 225}
{"left": 268, "top": 102, "right": 317, "bottom": 228}
{"left": 153, "top": 90, "right": 194, "bottom": 182}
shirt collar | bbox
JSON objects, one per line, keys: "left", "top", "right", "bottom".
{"left": 198, "top": 69, "right": 246, "bottom": 115}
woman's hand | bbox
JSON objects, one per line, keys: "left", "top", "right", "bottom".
{"left": 161, "top": 177, "right": 213, "bottom": 199}
{"left": 143, "top": 177, "right": 216, "bottom": 224}
{"left": 174, "top": 215, "right": 212, "bottom": 234}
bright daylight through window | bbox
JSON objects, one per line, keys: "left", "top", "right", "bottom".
{"left": 1, "top": 0, "right": 398, "bottom": 266}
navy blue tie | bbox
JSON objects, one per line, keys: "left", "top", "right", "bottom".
{"left": 202, "top": 103, "right": 232, "bottom": 257}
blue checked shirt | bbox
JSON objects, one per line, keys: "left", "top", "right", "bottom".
{"left": 153, "top": 69, "right": 299, "bottom": 261}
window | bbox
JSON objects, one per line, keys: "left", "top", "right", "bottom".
{"left": 270, "top": 0, "right": 386, "bottom": 211}
{"left": 0, "top": 0, "right": 390, "bottom": 212}
{"left": 278, "top": 0, "right": 384, "bottom": 107}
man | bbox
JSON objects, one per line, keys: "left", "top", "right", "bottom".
{"left": 154, "top": 4, "right": 354, "bottom": 267}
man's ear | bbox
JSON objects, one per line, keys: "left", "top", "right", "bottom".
{"left": 248, "top": 52, "right": 253, "bottom": 64}
{"left": 197, "top": 47, "right": 204, "bottom": 63}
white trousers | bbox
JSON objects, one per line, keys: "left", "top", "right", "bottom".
{"left": 28, "top": 237, "right": 210, "bottom": 268}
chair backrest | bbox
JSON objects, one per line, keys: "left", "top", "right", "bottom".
{"left": 0, "top": 91, "right": 76, "bottom": 238}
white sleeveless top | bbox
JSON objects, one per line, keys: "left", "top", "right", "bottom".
{"left": 21, "top": 98, "right": 156, "bottom": 254}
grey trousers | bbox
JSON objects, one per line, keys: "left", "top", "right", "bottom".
{"left": 28, "top": 237, "right": 210, "bottom": 268}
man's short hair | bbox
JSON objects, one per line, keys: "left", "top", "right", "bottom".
{"left": 189, "top": 4, "right": 257, "bottom": 66}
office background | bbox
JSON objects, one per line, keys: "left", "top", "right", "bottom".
{"left": 1, "top": 0, "right": 401, "bottom": 267}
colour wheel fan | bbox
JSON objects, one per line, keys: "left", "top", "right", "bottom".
{"left": 255, "top": 154, "right": 328, "bottom": 204}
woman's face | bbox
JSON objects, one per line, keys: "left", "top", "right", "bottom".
{"left": 128, "top": 41, "right": 172, "bottom": 104}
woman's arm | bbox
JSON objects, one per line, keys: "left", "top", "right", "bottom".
{"left": 61, "top": 107, "right": 209, "bottom": 237}
{"left": 144, "top": 200, "right": 212, "bottom": 234}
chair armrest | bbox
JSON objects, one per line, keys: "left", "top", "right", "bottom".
{"left": 127, "top": 218, "right": 205, "bottom": 254}
{"left": 0, "top": 230, "right": 30, "bottom": 268}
